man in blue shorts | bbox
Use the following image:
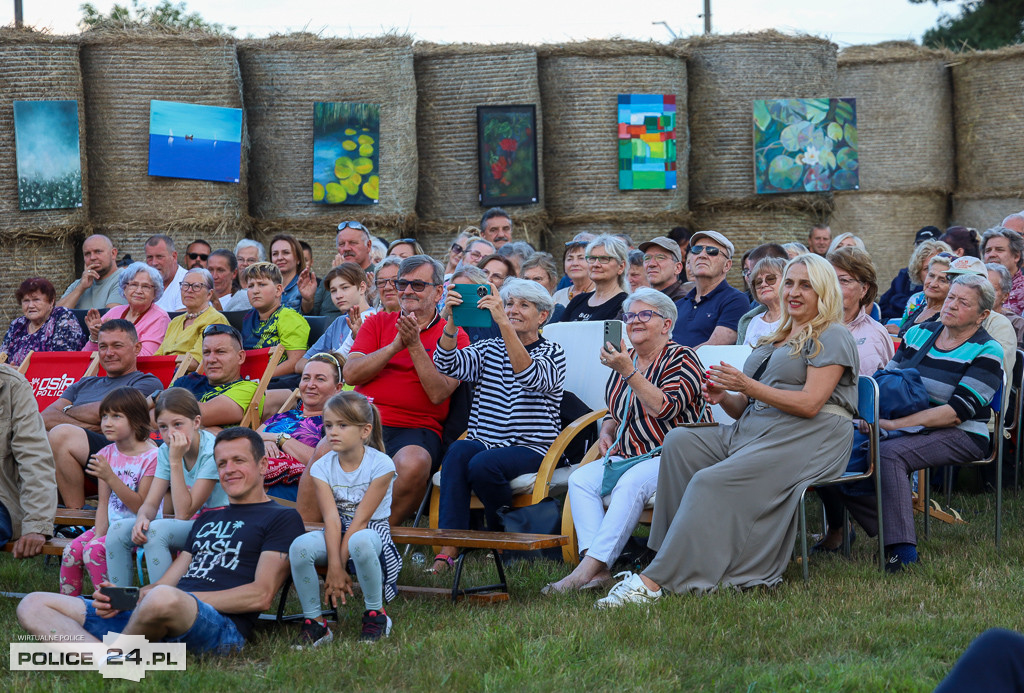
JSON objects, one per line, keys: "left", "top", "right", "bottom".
{"left": 17, "top": 428, "right": 305, "bottom": 656}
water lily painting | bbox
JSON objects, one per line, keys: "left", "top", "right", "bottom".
{"left": 477, "top": 105, "right": 538, "bottom": 206}
{"left": 312, "top": 102, "right": 380, "bottom": 205}
{"left": 753, "top": 98, "right": 858, "bottom": 194}
{"left": 618, "top": 94, "right": 677, "bottom": 191}
{"left": 14, "top": 100, "right": 83, "bottom": 211}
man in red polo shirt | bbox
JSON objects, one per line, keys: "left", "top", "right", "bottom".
{"left": 344, "top": 255, "right": 469, "bottom": 523}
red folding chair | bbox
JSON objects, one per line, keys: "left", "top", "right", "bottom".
{"left": 183, "top": 345, "right": 282, "bottom": 428}
{"left": 97, "top": 354, "right": 191, "bottom": 388}
{"left": 18, "top": 351, "right": 100, "bottom": 411}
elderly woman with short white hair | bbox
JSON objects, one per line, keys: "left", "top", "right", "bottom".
{"left": 428, "top": 278, "right": 566, "bottom": 573}
{"left": 544, "top": 287, "right": 710, "bottom": 593}
{"left": 827, "top": 232, "right": 866, "bottom": 255}
{"left": 83, "top": 262, "right": 170, "bottom": 356}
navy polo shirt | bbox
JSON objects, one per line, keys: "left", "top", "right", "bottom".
{"left": 672, "top": 280, "right": 750, "bottom": 347}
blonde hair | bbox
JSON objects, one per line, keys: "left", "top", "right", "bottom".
{"left": 758, "top": 253, "right": 843, "bottom": 358}
{"left": 323, "top": 391, "right": 384, "bottom": 452}
{"left": 908, "top": 240, "right": 952, "bottom": 283}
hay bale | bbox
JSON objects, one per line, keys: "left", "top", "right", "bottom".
{"left": 414, "top": 43, "right": 544, "bottom": 222}
{"left": 0, "top": 29, "right": 88, "bottom": 240}
{"left": 952, "top": 45, "right": 1024, "bottom": 196}
{"left": 837, "top": 42, "right": 953, "bottom": 193}
{"left": 537, "top": 40, "right": 688, "bottom": 221}
{"left": 546, "top": 217, "right": 691, "bottom": 252}
{"left": 96, "top": 225, "right": 246, "bottom": 266}
{"left": 685, "top": 31, "right": 837, "bottom": 206}
{"left": 237, "top": 35, "right": 418, "bottom": 233}
{"left": 0, "top": 237, "right": 77, "bottom": 334}
{"left": 950, "top": 194, "right": 1024, "bottom": 232}
{"left": 830, "top": 191, "right": 948, "bottom": 287}
{"left": 417, "top": 210, "right": 550, "bottom": 256}
{"left": 80, "top": 28, "right": 249, "bottom": 239}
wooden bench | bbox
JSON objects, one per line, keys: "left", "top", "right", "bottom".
{"left": 2, "top": 537, "right": 71, "bottom": 556}
{"left": 54, "top": 509, "right": 97, "bottom": 527}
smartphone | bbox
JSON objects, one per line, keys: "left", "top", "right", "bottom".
{"left": 451, "top": 284, "right": 493, "bottom": 328}
{"left": 603, "top": 320, "right": 623, "bottom": 352}
{"left": 100, "top": 585, "right": 139, "bottom": 611}
{"left": 681, "top": 422, "right": 720, "bottom": 428}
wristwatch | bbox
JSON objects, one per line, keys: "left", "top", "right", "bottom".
{"left": 276, "top": 432, "right": 292, "bottom": 447}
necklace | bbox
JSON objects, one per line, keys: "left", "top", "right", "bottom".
{"left": 184, "top": 305, "right": 209, "bottom": 320}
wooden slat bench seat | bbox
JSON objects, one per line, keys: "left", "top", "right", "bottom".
{"left": 54, "top": 509, "right": 97, "bottom": 527}
{"left": 2, "top": 537, "right": 71, "bottom": 556}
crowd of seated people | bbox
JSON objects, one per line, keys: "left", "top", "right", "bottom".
{"left": 4, "top": 205, "right": 1024, "bottom": 647}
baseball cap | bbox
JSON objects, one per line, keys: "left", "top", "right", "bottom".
{"left": 638, "top": 237, "right": 682, "bottom": 263}
{"left": 914, "top": 226, "right": 941, "bottom": 245}
{"left": 688, "top": 230, "right": 735, "bottom": 258}
{"left": 944, "top": 255, "right": 987, "bottom": 276}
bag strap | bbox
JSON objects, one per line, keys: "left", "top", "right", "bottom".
{"left": 902, "top": 324, "right": 943, "bottom": 371}
{"left": 751, "top": 350, "right": 772, "bottom": 382}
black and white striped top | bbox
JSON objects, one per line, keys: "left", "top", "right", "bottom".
{"left": 434, "top": 335, "right": 565, "bottom": 454}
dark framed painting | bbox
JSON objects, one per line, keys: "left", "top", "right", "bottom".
{"left": 476, "top": 105, "right": 539, "bottom": 206}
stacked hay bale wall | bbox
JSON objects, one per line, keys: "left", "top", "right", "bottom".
{"left": 238, "top": 35, "right": 418, "bottom": 276}
{"left": 832, "top": 42, "right": 953, "bottom": 285}
{"left": 951, "top": 45, "right": 1024, "bottom": 231}
{"left": 415, "top": 44, "right": 546, "bottom": 250}
{"left": 538, "top": 41, "right": 689, "bottom": 249}
{"left": 0, "top": 29, "right": 87, "bottom": 330}
{"left": 80, "top": 28, "right": 249, "bottom": 260}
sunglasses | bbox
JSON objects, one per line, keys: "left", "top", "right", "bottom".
{"left": 188, "top": 252, "right": 209, "bottom": 261}
{"left": 203, "top": 323, "right": 239, "bottom": 338}
{"left": 690, "top": 245, "right": 723, "bottom": 257}
{"left": 752, "top": 274, "right": 778, "bottom": 289}
{"left": 622, "top": 309, "right": 665, "bottom": 324}
{"left": 450, "top": 243, "right": 464, "bottom": 255}
{"left": 337, "top": 221, "right": 367, "bottom": 231}
{"left": 396, "top": 279, "right": 439, "bottom": 292}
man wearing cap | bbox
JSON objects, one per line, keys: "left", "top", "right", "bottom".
{"left": 982, "top": 225, "right": 1024, "bottom": 316}
{"left": 639, "top": 237, "right": 688, "bottom": 302}
{"left": 300, "top": 221, "right": 375, "bottom": 321}
{"left": 879, "top": 226, "right": 943, "bottom": 322}
{"left": 671, "top": 231, "right": 749, "bottom": 347}
{"left": 947, "top": 255, "right": 1016, "bottom": 376}
{"left": 808, "top": 224, "right": 832, "bottom": 256}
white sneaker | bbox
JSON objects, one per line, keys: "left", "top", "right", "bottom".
{"left": 594, "top": 571, "right": 662, "bottom": 609}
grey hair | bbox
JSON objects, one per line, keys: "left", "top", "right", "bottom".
{"left": 184, "top": 267, "right": 214, "bottom": 291}
{"left": 782, "top": 242, "right": 808, "bottom": 255}
{"left": 623, "top": 287, "right": 678, "bottom": 324}
{"left": 908, "top": 239, "right": 953, "bottom": 281}
{"left": 500, "top": 277, "right": 554, "bottom": 317}
{"left": 234, "top": 238, "right": 266, "bottom": 261}
{"left": 375, "top": 255, "right": 403, "bottom": 275}
{"left": 400, "top": 254, "right": 444, "bottom": 286}
{"left": 951, "top": 274, "right": 995, "bottom": 313}
{"left": 985, "top": 262, "right": 1013, "bottom": 296}
{"left": 481, "top": 207, "right": 512, "bottom": 229}
{"left": 982, "top": 226, "right": 1024, "bottom": 269}
{"left": 827, "top": 232, "right": 866, "bottom": 255}
{"left": 749, "top": 256, "right": 787, "bottom": 306}
{"left": 370, "top": 238, "right": 388, "bottom": 260}
{"left": 466, "top": 237, "right": 496, "bottom": 254}
{"left": 451, "top": 265, "right": 488, "bottom": 283}
{"left": 497, "top": 240, "right": 536, "bottom": 264}
{"left": 627, "top": 249, "right": 645, "bottom": 267}
{"left": 585, "top": 234, "right": 630, "bottom": 292}
{"left": 520, "top": 252, "right": 560, "bottom": 288}
{"left": 145, "top": 233, "right": 176, "bottom": 253}
{"left": 119, "top": 261, "right": 164, "bottom": 301}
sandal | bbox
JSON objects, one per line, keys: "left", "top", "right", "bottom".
{"left": 425, "top": 553, "right": 455, "bottom": 574}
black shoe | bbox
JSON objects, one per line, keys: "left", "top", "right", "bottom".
{"left": 293, "top": 618, "right": 332, "bottom": 649}
{"left": 359, "top": 609, "right": 392, "bottom": 643}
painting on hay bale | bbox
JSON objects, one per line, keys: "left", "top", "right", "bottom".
{"left": 476, "top": 105, "right": 539, "bottom": 206}
{"left": 617, "top": 94, "right": 677, "bottom": 191}
{"left": 148, "top": 100, "right": 243, "bottom": 184}
{"left": 753, "top": 98, "right": 859, "bottom": 194}
{"left": 312, "top": 102, "right": 380, "bottom": 205}
{"left": 14, "top": 100, "right": 83, "bottom": 211}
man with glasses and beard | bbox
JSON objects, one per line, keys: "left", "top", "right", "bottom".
{"left": 671, "top": 231, "right": 749, "bottom": 347}
{"left": 343, "top": 256, "right": 470, "bottom": 524}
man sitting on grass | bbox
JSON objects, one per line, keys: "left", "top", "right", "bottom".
{"left": 16, "top": 427, "right": 305, "bottom": 656}
{"left": 171, "top": 325, "right": 262, "bottom": 428}
{"left": 240, "top": 262, "right": 309, "bottom": 388}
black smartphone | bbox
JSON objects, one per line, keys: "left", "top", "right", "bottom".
{"left": 603, "top": 320, "right": 622, "bottom": 352}
{"left": 100, "top": 585, "right": 139, "bottom": 611}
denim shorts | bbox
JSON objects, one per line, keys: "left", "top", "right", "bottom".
{"left": 81, "top": 592, "right": 245, "bottom": 655}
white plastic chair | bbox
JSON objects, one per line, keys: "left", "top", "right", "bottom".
{"left": 694, "top": 344, "right": 753, "bottom": 424}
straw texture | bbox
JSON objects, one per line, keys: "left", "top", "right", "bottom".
{"left": 0, "top": 237, "right": 77, "bottom": 333}
{"left": 537, "top": 40, "right": 689, "bottom": 219}
{"left": 952, "top": 45, "right": 1024, "bottom": 195}
{"left": 951, "top": 194, "right": 1024, "bottom": 232}
{"left": 79, "top": 28, "right": 249, "bottom": 244}
{"left": 685, "top": 32, "right": 837, "bottom": 205}
{"left": 837, "top": 42, "right": 954, "bottom": 193}
{"left": 414, "top": 43, "right": 544, "bottom": 222}
{"left": 830, "top": 191, "right": 948, "bottom": 287}
{"left": 0, "top": 29, "right": 89, "bottom": 239}
{"left": 237, "top": 35, "right": 417, "bottom": 232}
{"left": 547, "top": 218, "right": 691, "bottom": 251}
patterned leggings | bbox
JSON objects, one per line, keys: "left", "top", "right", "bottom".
{"left": 59, "top": 529, "right": 107, "bottom": 596}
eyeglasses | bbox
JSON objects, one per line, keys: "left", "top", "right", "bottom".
{"left": 585, "top": 255, "right": 616, "bottom": 265}
{"left": 643, "top": 254, "right": 673, "bottom": 264}
{"left": 374, "top": 278, "right": 398, "bottom": 289}
{"left": 752, "top": 274, "right": 779, "bottom": 289}
{"left": 180, "top": 282, "right": 209, "bottom": 292}
{"left": 125, "top": 282, "right": 155, "bottom": 292}
{"left": 337, "top": 221, "right": 367, "bottom": 231}
{"left": 187, "top": 252, "right": 209, "bottom": 261}
{"left": 690, "top": 245, "right": 723, "bottom": 257}
{"left": 450, "top": 243, "right": 464, "bottom": 255}
{"left": 203, "top": 323, "right": 238, "bottom": 337}
{"left": 482, "top": 269, "right": 506, "bottom": 282}
{"left": 395, "top": 279, "right": 439, "bottom": 292}
{"left": 622, "top": 310, "right": 666, "bottom": 324}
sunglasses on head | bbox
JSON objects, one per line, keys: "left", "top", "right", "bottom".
{"left": 337, "top": 221, "right": 367, "bottom": 231}
{"left": 389, "top": 238, "right": 417, "bottom": 249}
{"left": 396, "top": 279, "right": 438, "bottom": 292}
{"left": 203, "top": 323, "right": 239, "bottom": 338}
{"left": 188, "top": 252, "right": 209, "bottom": 261}
{"left": 310, "top": 352, "right": 343, "bottom": 379}
{"left": 690, "top": 245, "right": 723, "bottom": 257}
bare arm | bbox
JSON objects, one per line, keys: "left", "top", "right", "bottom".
{"left": 197, "top": 395, "right": 245, "bottom": 427}
{"left": 130, "top": 476, "right": 170, "bottom": 544}
{"left": 406, "top": 339, "right": 460, "bottom": 405}
{"left": 709, "top": 361, "right": 845, "bottom": 419}
{"left": 698, "top": 326, "right": 739, "bottom": 348}
{"left": 883, "top": 403, "right": 959, "bottom": 431}
{"left": 273, "top": 349, "right": 305, "bottom": 378}
{"left": 94, "top": 483, "right": 111, "bottom": 537}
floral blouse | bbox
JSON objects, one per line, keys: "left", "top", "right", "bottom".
{"left": 1, "top": 306, "right": 86, "bottom": 366}
{"left": 261, "top": 405, "right": 324, "bottom": 485}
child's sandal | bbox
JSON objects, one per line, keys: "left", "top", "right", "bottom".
{"left": 425, "top": 553, "right": 455, "bottom": 574}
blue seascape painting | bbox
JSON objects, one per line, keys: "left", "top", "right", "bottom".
{"left": 148, "top": 100, "right": 242, "bottom": 183}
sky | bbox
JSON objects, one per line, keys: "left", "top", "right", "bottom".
{"left": 149, "top": 100, "right": 243, "bottom": 141}
{"left": 11, "top": 0, "right": 948, "bottom": 47}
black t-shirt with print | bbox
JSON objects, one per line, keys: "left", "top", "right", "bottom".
{"left": 558, "top": 290, "right": 627, "bottom": 323}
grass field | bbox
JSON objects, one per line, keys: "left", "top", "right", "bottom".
{"left": 0, "top": 480, "right": 1020, "bottom": 692}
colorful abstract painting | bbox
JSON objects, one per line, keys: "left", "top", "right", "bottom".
{"left": 312, "top": 102, "right": 380, "bottom": 205}
{"left": 13, "top": 100, "right": 83, "bottom": 211}
{"left": 753, "top": 98, "right": 859, "bottom": 194}
{"left": 477, "top": 105, "right": 538, "bottom": 206}
{"left": 618, "top": 94, "right": 677, "bottom": 191}
{"left": 148, "top": 100, "right": 242, "bottom": 183}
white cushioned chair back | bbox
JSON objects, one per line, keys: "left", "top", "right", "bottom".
{"left": 695, "top": 344, "right": 753, "bottom": 425}
{"left": 541, "top": 320, "right": 630, "bottom": 411}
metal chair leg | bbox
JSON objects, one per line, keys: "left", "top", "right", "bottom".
{"left": 800, "top": 490, "right": 809, "bottom": 581}
{"left": 402, "top": 483, "right": 433, "bottom": 558}
{"left": 923, "top": 469, "right": 931, "bottom": 540}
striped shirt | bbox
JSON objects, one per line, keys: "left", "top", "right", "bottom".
{"left": 433, "top": 335, "right": 565, "bottom": 454}
{"left": 605, "top": 341, "right": 712, "bottom": 458}
{"left": 890, "top": 322, "right": 1004, "bottom": 446}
